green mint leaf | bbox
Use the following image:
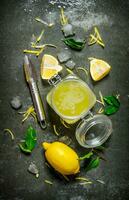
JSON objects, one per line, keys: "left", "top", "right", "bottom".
{"left": 79, "top": 152, "right": 93, "bottom": 160}
{"left": 19, "top": 126, "right": 37, "bottom": 154}
{"left": 85, "top": 157, "right": 100, "bottom": 172}
{"left": 103, "top": 96, "right": 114, "bottom": 106}
{"left": 63, "top": 38, "right": 85, "bottom": 50}
{"left": 25, "top": 126, "right": 37, "bottom": 151}
{"left": 104, "top": 105, "right": 119, "bottom": 115}
{"left": 103, "top": 95, "right": 120, "bottom": 108}
{"left": 111, "top": 96, "right": 120, "bottom": 108}
{"left": 103, "top": 95, "right": 120, "bottom": 115}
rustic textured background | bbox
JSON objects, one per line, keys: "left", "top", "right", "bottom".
{"left": 0, "top": 0, "right": 129, "bottom": 199}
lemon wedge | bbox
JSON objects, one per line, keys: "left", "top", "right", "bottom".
{"left": 90, "top": 58, "right": 111, "bottom": 81}
{"left": 41, "top": 54, "right": 63, "bottom": 80}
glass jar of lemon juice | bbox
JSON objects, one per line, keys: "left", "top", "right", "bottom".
{"left": 47, "top": 74, "right": 112, "bottom": 148}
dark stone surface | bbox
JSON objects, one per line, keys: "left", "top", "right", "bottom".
{"left": 0, "top": 0, "right": 129, "bottom": 200}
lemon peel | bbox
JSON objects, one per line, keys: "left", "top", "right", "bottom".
{"left": 3, "top": 129, "right": 15, "bottom": 140}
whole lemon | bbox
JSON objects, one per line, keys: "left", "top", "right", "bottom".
{"left": 42, "top": 141, "right": 80, "bottom": 175}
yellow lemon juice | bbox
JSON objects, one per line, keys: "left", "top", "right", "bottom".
{"left": 51, "top": 79, "right": 96, "bottom": 121}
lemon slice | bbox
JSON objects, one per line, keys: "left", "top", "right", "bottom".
{"left": 90, "top": 58, "right": 111, "bottom": 81}
{"left": 41, "top": 54, "right": 63, "bottom": 80}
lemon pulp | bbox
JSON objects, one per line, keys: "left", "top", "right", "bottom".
{"left": 52, "top": 79, "right": 95, "bottom": 118}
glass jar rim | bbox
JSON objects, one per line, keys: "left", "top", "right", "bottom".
{"left": 75, "top": 114, "right": 113, "bottom": 148}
